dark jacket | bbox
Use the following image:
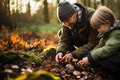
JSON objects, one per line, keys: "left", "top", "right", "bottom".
{"left": 57, "top": 3, "right": 98, "bottom": 58}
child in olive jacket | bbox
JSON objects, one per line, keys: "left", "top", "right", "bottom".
{"left": 78, "top": 6, "right": 120, "bottom": 75}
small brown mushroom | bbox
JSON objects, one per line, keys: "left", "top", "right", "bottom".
{"left": 81, "top": 71, "right": 88, "bottom": 76}
{"left": 73, "top": 71, "right": 81, "bottom": 76}
{"left": 11, "top": 65, "right": 19, "bottom": 69}
{"left": 4, "top": 69, "right": 13, "bottom": 74}
{"left": 77, "top": 76, "right": 81, "bottom": 79}
{"left": 66, "top": 64, "right": 74, "bottom": 71}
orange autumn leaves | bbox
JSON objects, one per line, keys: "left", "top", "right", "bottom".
{"left": 0, "top": 32, "right": 59, "bottom": 52}
{"left": 10, "top": 33, "right": 27, "bottom": 48}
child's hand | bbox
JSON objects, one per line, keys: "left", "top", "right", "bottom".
{"left": 77, "top": 57, "right": 90, "bottom": 68}
{"left": 62, "top": 53, "right": 73, "bottom": 62}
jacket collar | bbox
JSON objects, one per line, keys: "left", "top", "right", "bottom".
{"left": 73, "top": 3, "right": 87, "bottom": 33}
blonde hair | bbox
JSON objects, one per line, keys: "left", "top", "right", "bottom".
{"left": 90, "top": 6, "right": 116, "bottom": 29}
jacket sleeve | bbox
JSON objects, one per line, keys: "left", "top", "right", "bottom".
{"left": 90, "top": 38, "right": 104, "bottom": 51}
{"left": 57, "top": 26, "right": 71, "bottom": 55}
{"left": 91, "top": 30, "right": 120, "bottom": 61}
{"left": 71, "top": 8, "right": 98, "bottom": 58}
{"left": 71, "top": 27, "right": 98, "bottom": 58}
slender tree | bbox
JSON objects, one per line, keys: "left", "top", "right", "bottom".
{"left": 87, "top": 0, "right": 91, "bottom": 7}
{"left": 116, "top": 0, "right": 120, "bottom": 19}
{"left": 83, "top": 0, "right": 86, "bottom": 6}
{"left": 0, "top": 0, "right": 4, "bottom": 27}
{"left": 27, "top": 0, "right": 31, "bottom": 16}
{"left": 6, "top": 0, "right": 10, "bottom": 16}
{"left": 101, "top": 0, "right": 105, "bottom": 5}
{"left": 0, "top": 0, "right": 14, "bottom": 30}
{"left": 56, "top": 0, "right": 60, "bottom": 4}
{"left": 94, "top": 0, "right": 97, "bottom": 9}
{"left": 43, "top": 0, "right": 49, "bottom": 23}
{"left": 16, "top": 0, "right": 19, "bottom": 14}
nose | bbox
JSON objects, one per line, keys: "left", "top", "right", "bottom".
{"left": 98, "top": 29, "right": 101, "bottom": 32}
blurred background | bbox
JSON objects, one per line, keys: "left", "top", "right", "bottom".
{"left": 0, "top": 0, "right": 120, "bottom": 34}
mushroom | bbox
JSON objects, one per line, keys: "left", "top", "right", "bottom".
{"left": 73, "top": 71, "right": 81, "bottom": 76}
{"left": 66, "top": 64, "right": 74, "bottom": 71}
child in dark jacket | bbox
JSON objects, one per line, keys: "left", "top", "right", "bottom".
{"left": 78, "top": 6, "right": 120, "bottom": 75}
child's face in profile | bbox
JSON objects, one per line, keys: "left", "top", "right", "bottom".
{"left": 97, "top": 20, "right": 111, "bottom": 33}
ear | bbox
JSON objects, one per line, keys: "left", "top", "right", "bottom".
{"left": 105, "top": 20, "right": 111, "bottom": 28}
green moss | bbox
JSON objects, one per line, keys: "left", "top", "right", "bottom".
{"left": 0, "top": 51, "right": 42, "bottom": 65}
{"left": 11, "top": 71, "right": 61, "bottom": 80}
{"left": 42, "top": 46, "right": 57, "bottom": 57}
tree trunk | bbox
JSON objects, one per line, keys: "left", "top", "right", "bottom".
{"left": 94, "top": 0, "right": 97, "bottom": 9}
{"left": 56, "top": 0, "right": 60, "bottom": 4}
{"left": 6, "top": 0, "right": 10, "bottom": 16}
{"left": 83, "top": 0, "right": 86, "bottom": 6}
{"left": 0, "top": 0, "right": 3, "bottom": 27}
{"left": 43, "top": 0, "right": 49, "bottom": 23}
{"left": 0, "top": 0, "right": 13, "bottom": 30}
{"left": 117, "top": 0, "right": 120, "bottom": 19}
{"left": 87, "top": 0, "right": 91, "bottom": 7}
{"left": 27, "top": 0, "right": 31, "bottom": 16}
{"left": 16, "top": 0, "right": 20, "bottom": 14}
{"left": 0, "top": 0, "right": 8, "bottom": 26}
{"left": 101, "top": 0, "right": 105, "bottom": 5}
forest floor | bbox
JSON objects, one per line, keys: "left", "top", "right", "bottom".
{"left": 0, "top": 30, "right": 116, "bottom": 80}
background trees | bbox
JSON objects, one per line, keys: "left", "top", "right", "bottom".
{"left": 0, "top": 0, "right": 120, "bottom": 31}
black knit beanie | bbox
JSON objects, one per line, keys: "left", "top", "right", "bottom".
{"left": 57, "top": 2, "right": 75, "bottom": 22}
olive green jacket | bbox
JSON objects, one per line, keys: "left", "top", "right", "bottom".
{"left": 57, "top": 4, "right": 98, "bottom": 57}
{"left": 90, "top": 21, "right": 120, "bottom": 61}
